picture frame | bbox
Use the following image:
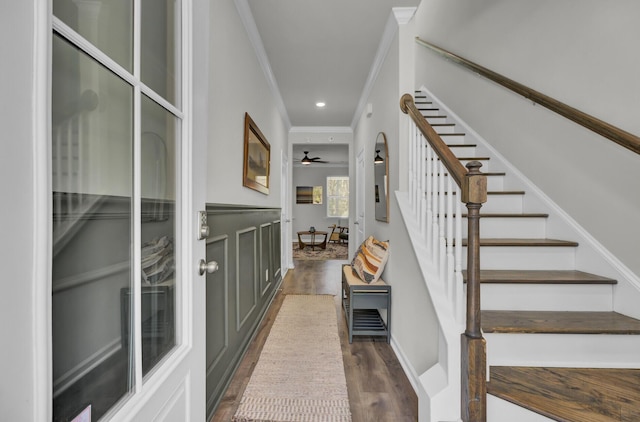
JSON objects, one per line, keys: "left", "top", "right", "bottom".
{"left": 296, "top": 186, "right": 323, "bottom": 204}
{"left": 296, "top": 186, "right": 313, "bottom": 204}
{"left": 243, "top": 112, "right": 271, "bottom": 195}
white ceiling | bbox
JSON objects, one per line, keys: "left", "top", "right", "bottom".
{"left": 245, "top": 0, "right": 420, "bottom": 129}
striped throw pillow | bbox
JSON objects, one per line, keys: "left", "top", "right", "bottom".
{"left": 351, "top": 236, "right": 389, "bottom": 283}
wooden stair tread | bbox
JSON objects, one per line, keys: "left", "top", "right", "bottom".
{"left": 435, "top": 172, "right": 506, "bottom": 177}
{"left": 447, "top": 190, "right": 525, "bottom": 195}
{"left": 441, "top": 156, "right": 490, "bottom": 161}
{"left": 462, "top": 238, "right": 579, "bottom": 247}
{"left": 482, "top": 311, "right": 640, "bottom": 334}
{"left": 464, "top": 269, "right": 616, "bottom": 284}
{"left": 488, "top": 366, "right": 640, "bottom": 422}
{"left": 475, "top": 212, "right": 547, "bottom": 217}
{"left": 449, "top": 212, "right": 548, "bottom": 218}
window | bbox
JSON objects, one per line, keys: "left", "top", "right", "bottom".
{"left": 327, "top": 176, "right": 349, "bottom": 218}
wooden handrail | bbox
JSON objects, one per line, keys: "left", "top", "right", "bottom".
{"left": 415, "top": 37, "right": 640, "bottom": 156}
{"left": 400, "top": 93, "right": 487, "bottom": 421}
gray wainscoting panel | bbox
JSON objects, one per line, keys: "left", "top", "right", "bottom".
{"left": 272, "top": 220, "right": 281, "bottom": 282}
{"left": 259, "top": 223, "right": 272, "bottom": 296}
{"left": 236, "top": 227, "right": 257, "bottom": 331}
{"left": 205, "top": 205, "right": 282, "bottom": 418}
{"left": 205, "top": 235, "right": 228, "bottom": 374}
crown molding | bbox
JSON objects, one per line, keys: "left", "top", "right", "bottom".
{"left": 289, "top": 126, "right": 353, "bottom": 134}
{"left": 234, "top": 0, "right": 291, "bottom": 130}
{"left": 393, "top": 7, "right": 417, "bottom": 25}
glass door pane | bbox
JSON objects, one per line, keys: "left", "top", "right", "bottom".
{"left": 52, "top": 34, "right": 134, "bottom": 421}
{"left": 140, "top": 95, "right": 178, "bottom": 376}
{"left": 53, "top": 0, "right": 133, "bottom": 72}
{"left": 141, "top": 0, "right": 181, "bottom": 106}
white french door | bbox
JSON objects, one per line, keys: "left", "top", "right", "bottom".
{"left": 50, "top": 0, "right": 205, "bottom": 420}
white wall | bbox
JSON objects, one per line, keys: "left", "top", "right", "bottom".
{"left": 352, "top": 22, "right": 439, "bottom": 377}
{"left": 206, "top": 0, "right": 288, "bottom": 207}
{"left": 413, "top": 0, "right": 640, "bottom": 277}
{"left": 0, "top": 1, "right": 49, "bottom": 420}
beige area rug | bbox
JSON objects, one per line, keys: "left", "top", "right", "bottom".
{"left": 292, "top": 242, "right": 349, "bottom": 261}
{"left": 233, "top": 295, "right": 352, "bottom": 422}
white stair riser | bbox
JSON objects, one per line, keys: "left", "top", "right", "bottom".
{"left": 463, "top": 217, "right": 546, "bottom": 238}
{"left": 485, "top": 175, "right": 505, "bottom": 191}
{"left": 463, "top": 246, "right": 576, "bottom": 270}
{"left": 441, "top": 135, "right": 468, "bottom": 145}
{"left": 479, "top": 195, "right": 523, "bottom": 213}
{"left": 448, "top": 147, "right": 476, "bottom": 158}
{"left": 428, "top": 173, "right": 503, "bottom": 190}
{"left": 479, "top": 284, "right": 613, "bottom": 311}
{"left": 488, "top": 396, "right": 556, "bottom": 422}
{"left": 425, "top": 116, "right": 449, "bottom": 125}
{"left": 485, "top": 333, "right": 640, "bottom": 368}
{"left": 433, "top": 125, "right": 456, "bottom": 134}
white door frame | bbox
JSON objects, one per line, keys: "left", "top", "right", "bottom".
{"left": 281, "top": 150, "right": 293, "bottom": 272}
{"left": 355, "top": 148, "right": 366, "bottom": 248}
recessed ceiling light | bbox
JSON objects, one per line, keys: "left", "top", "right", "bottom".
{"left": 316, "top": 102, "right": 326, "bottom": 108}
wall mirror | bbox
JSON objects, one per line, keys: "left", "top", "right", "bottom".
{"left": 374, "top": 132, "right": 389, "bottom": 222}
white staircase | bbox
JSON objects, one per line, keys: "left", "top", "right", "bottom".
{"left": 399, "top": 87, "right": 640, "bottom": 421}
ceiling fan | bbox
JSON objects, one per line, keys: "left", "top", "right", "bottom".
{"left": 299, "top": 151, "right": 329, "bottom": 165}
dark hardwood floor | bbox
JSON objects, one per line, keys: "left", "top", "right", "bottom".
{"left": 209, "top": 259, "right": 418, "bottom": 422}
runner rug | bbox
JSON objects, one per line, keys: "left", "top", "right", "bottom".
{"left": 232, "top": 295, "right": 352, "bottom": 422}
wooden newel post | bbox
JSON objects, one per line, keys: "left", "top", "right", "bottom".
{"left": 461, "top": 161, "right": 487, "bottom": 422}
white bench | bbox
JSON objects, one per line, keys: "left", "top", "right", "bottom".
{"left": 342, "top": 264, "right": 391, "bottom": 343}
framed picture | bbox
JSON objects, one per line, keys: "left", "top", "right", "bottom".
{"left": 296, "top": 186, "right": 313, "bottom": 204}
{"left": 243, "top": 112, "right": 270, "bottom": 194}
{"left": 296, "top": 186, "right": 323, "bottom": 204}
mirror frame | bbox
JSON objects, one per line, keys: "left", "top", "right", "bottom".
{"left": 374, "top": 131, "right": 389, "bottom": 223}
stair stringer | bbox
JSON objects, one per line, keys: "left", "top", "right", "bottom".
{"left": 417, "top": 85, "right": 640, "bottom": 320}
{"left": 396, "top": 191, "right": 464, "bottom": 422}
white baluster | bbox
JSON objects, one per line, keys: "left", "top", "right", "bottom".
{"left": 431, "top": 160, "right": 439, "bottom": 261}
{"left": 438, "top": 161, "right": 446, "bottom": 285}
{"left": 446, "top": 175, "right": 454, "bottom": 301}
{"left": 455, "top": 185, "right": 464, "bottom": 324}
{"left": 420, "top": 138, "right": 427, "bottom": 239}
{"left": 424, "top": 145, "right": 432, "bottom": 243}
{"left": 409, "top": 122, "right": 416, "bottom": 213}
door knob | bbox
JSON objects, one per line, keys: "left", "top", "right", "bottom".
{"left": 199, "top": 259, "right": 219, "bottom": 275}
